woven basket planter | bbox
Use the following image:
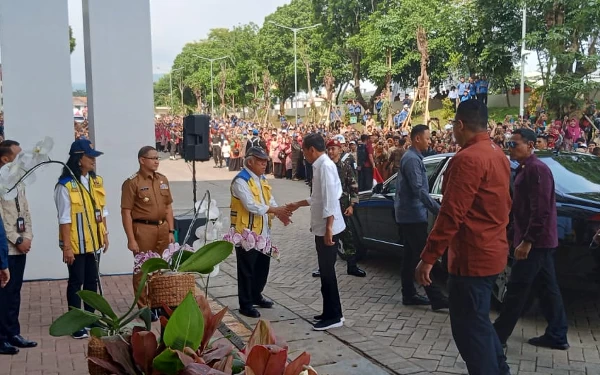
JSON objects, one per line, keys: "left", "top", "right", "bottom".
{"left": 149, "top": 272, "right": 196, "bottom": 308}
{"left": 87, "top": 336, "right": 110, "bottom": 375}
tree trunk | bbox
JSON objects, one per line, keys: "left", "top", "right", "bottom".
{"left": 504, "top": 81, "right": 511, "bottom": 108}
{"left": 336, "top": 81, "right": 350, "bottom": 105}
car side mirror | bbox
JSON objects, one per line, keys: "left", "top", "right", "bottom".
{"left": 373, "top": 183, "right": 384, "bottom": 194}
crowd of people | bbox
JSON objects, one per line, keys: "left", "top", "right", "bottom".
{"left": 154, "top": 102, "right": 600, "bottom": 191}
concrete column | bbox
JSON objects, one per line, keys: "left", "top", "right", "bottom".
{"left": 83, "top": 0, "right": 155, "bottom": 275}
{"left": 0, "top": 0, "right": 74, "bottom": 279}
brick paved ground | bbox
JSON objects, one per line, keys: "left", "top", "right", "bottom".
{"left": 6, "top": 159, "right": 600, "bottom": 375}
{"left": 180, "top": 160, "right": 600, "bottom": 375}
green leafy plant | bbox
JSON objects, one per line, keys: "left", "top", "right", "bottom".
{"left": 49, "top": 241, "right": 233, "bottom": 338}
{"left": 49, "top": 289, "right": 152, "bottom": 338}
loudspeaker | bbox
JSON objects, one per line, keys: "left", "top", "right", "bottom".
{"left": 174, "top": 215, "right": 208, "bottom": 246}
{"left": 183, "top": 115, "right": 210, "bottom": 161}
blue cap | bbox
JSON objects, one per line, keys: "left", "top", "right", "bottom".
{"left": 69, "top": 139, "right": 103, "bottom": 157}
{"left": 252, "top": 129, "right": 259, "bottom": 136}
{"left": 245, "top": 147, "right": 269, "bottom": 160}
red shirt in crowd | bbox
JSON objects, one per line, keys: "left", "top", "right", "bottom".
{"left": 421, "top": 132, "right": 512, "bottom": 277}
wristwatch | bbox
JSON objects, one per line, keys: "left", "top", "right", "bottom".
{"left": 15, "top": 237, "right": 23, "bottom": 245}
{"left": 169, "top": 230, "right": 175, "bottom": 234}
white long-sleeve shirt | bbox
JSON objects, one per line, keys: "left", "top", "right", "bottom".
{"left": 231, "top": 167, "right": 277, "bottom": 237}
{"left": 306, "top": 154, "right": 346, "bottom": 236}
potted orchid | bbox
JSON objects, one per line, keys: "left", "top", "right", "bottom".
{"left": 136, "top": 193, "right": 233, "bottom": 309}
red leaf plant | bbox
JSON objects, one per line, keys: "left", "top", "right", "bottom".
{"left": 87, "top": 327, "right": 159, "bottom": 375}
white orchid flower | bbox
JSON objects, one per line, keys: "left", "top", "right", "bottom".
{"left": 195, "top": 198, "right": 220, "bottom": 220}
{"left": 0, "top": 157, "right": 26, "bottom": 199}
{"left": 192, "top": 239, "right": 203, "bottom": 251}
{"left": 22, "top": 137, "right": 53, "bottom": 170}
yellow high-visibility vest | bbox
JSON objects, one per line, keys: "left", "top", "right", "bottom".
{"left": 58, "top": 175, "right": 107, "bottom": 254}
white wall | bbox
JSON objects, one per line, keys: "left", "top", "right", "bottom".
{"left": 83, "top": 0, "right": 155, "bottom": 276}
{"left": 0, "top": 0, "right": 74, "bottom": 279}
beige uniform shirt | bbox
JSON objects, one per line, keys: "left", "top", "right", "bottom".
{"left": 0, "top": 187, "right": 33, "bottom": 255}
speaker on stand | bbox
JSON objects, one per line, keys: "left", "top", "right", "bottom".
{"left": 182, "top": 114, "right": 211, "bottom": 213}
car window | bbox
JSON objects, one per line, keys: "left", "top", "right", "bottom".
{"left": 386, "top": 157, "right": 445, "bottom": 195}
{"left": 541, "top": 154, "right": 600, "bottom": 194}
{"left": 432, "top": 161, "right": 450, "bottom": 195}
{"left": 425, "top": 158, "right": 445, "bottom": 181}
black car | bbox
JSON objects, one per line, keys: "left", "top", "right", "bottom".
{"left": 351, "top": 151, "right": 600, "bottom": 303}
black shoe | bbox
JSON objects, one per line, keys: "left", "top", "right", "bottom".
{"left": 8, "top": 335, "right": 37, "bottom": 348}
{"left": 0, "top": 342, "right": 18, "bottom": 355}
{"left": 254, "top": 298, "right": 274, "bottom": 309}
{"left": 72, "top": 329, "right": 89, "bottom": 339}
{"left": 528, "top": 335, "right": 570, "bottom": 350}
{"left": 314, "top": 314, "right": 345, "bottom": 322}
{"left": 239, "top": 307, "right": 261, "bottom": 318}
{"left": 312, "top": 270, "right": 321, "bottom": 277}
{"left": 431, "top": 299, "right": 449, "bottom": 312}
{"left": 347, "top": 267, "right": 366, "bottom": 277}
{"left": 313, "top": 318, "right": 343, "bottom": 331}
{"left": 402, "top": 294, "right": 431, "bottom": 306}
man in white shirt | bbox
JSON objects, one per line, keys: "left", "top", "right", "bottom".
{"left": 288, "top": 133, "right": 345, "bottom": 331}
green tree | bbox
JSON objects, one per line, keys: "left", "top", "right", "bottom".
{"left": 526, "top": 0, "right": 600, "bottom": 116}
{"left": 312, "top": 0, "right": 380, "bottom": 110}
{"left": 259, "top": 0, "right": 322, "bottom": 114}
{"left": 73, "top": 89, "right": 87, "bottom": 97}
{"left": 69, "top": 26, "right": 76, "bottom": 54}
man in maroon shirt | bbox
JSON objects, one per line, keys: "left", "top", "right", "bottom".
{"left": 416, "top": 100, "right": 511, "bottom": 375}
{"left": 494, "top": 128, "right": 569, "bottom": 350}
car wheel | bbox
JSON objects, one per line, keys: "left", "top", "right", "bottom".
{"left": 337, "top": 245, "right": 349, "bottom": 261}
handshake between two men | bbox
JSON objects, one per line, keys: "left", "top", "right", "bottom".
{"left": 266, "top": 201, "right": 307, "bottom": 227}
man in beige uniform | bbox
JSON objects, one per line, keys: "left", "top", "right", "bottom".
{"left": 121, "top": 146, "right": 175, "bottom": 309}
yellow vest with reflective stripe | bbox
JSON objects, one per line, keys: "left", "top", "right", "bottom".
{"left": 230, "top": 169, "right": 272, "bottom": 235}
{"left": 58, "top": 176, "right": 107, "bottom": 254}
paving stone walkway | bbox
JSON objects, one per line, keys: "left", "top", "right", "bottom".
{"left": 6, "top": 159, "right": 600, "bottom": 375}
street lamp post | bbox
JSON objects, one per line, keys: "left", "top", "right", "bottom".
{"left": 170, "top": 67, "right": 184, "bottom": 114}
{"left": 192, "top": 54, "right": 229, "bottom": 116}
{"left": 269, "top": 21, "right": 320, "bottom": 124}
{"left": 519, "top": 5, "right": 533, "bottom": 120}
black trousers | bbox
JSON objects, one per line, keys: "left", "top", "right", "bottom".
{"left": 494, "top": 248, "right": 568, "bottom": 345}
{"left": 236, "top": 247, "right": 270, "bottom": 310}
{"left": 358, "top": 167, "right": 373, "bottom": 192}
{"left": 399, "top": 223, "right": 445, "bottom": 303}
{"left": 478, "top": 93, "right": 488, "bottom": 106}
{"left": 449, "top": 274, "right": 510, "bottom": 375}
{"left": 304, "top": 160, "right": 312, "bottom": 182}
{"left": 315, "top": 235, "right": 343, "bottom": 320}
{"left": 0, "top": 254, "right": 26, "bottom": 340}
{"left": 67, "top": 252, "right": 99, "bottom": 313}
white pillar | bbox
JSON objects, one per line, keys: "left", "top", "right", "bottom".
{"left": 0, "top": 0, "right": 74, "bottom": 280}
{"left": 82, "top": 0, "right": 155, "bottom": 275}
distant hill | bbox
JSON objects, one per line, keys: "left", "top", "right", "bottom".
{"left": 72, "top": 73, "right": 164, "bottom": 92}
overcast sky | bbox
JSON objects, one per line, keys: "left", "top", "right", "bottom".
{"left": 68, "top": 0, "right": 290, "bottom": 83}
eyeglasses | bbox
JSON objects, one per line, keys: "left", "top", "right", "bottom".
{"left": 506, "top": 141, "right": 518, "bottom": 148}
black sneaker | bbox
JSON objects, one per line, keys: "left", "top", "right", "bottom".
{"left": 431, "top": 299, "right": 449, "bottom": 311}
{"left": 312, "top": 270, "right": 320, "bottom": 277}
{"left": 313, "top": 318, "right": 343, "bottom": 331}
{"left": 528, "top": 335, "right": 570, "bottom": 350}
{"left": 72, "top": 329, "right": 89, "bottom": 339}
{"left": 313, "top": 314, "right": 345, "bottom": 322}
{"left": 402, "top": 294, "right": 431, "bottom": 306}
